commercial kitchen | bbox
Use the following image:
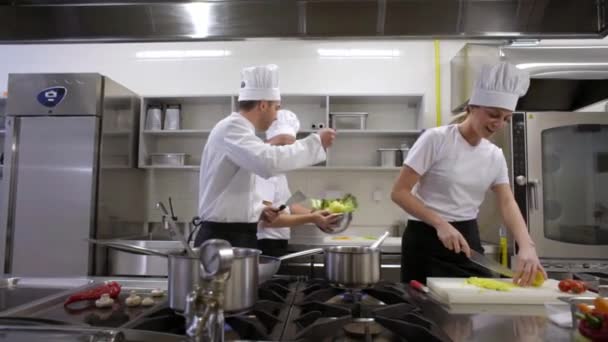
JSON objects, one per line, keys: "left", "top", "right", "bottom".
{"left": 0, "top": 1, "right": 607, "bottom": 341}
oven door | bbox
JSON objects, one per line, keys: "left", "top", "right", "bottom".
{"left": 524, "top": 111, "right": 608, "bottom": 259}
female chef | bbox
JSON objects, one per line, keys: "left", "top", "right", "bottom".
{"left": 392, "top": 62, "right": 546, "bottom": 286}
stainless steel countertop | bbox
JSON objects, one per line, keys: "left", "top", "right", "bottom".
{"left": 288, "top": 237, "right": 499, "bottom": 255}
{"left": 408, "top": 288, "right": 573, "bottom": 342}
{"left": 0, "top": 276, "right": 577, "bottom": 341}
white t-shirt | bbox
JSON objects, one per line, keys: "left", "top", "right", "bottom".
{"left": 404, "top": 124, "right": 510, "bottom": 222}
{"left": 256, "top": 174, "right": 291, "bottom": 240}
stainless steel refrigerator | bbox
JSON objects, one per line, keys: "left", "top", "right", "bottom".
{"left": 0, "top": 73, "right": 144, "bottom": 276}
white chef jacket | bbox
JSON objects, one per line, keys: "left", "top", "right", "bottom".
{"left": 404, "top": 124, "right": 510, "bottom": 222}
{"left": 198, "top": 112, "right": 326, "bottom": 223}
{"left": 256, "top": 174, "right": 291, "bottom": 240}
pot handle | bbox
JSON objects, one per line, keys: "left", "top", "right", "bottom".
{"left": 277, "top": 248, "right": 324, "bottom": 261}
{"left": 370, "top": 231, "right": 390, "bottom": 249}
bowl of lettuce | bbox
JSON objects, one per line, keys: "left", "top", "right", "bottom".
{"left": 311, "top": 194, "right": 357, "bottom": 234}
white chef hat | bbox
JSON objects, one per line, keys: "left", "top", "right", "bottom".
{"left": 469, "top": 62, "right": 530, "bottom": 111}
{"left": 238, "top": 64, "right": 281, "bottom": 102}
{"left": 266, "top": 109, "right": 300, "bottom": 140}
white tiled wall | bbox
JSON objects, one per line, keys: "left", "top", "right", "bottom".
{"left": 143, "top": 167, "right": 405, "bottom": 238}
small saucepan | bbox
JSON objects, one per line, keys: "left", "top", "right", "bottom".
{"left": 324, "top": 231, "right": 390, "bottom": 288}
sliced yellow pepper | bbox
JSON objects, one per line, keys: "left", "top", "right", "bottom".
{"left": 466, "top": 277, "right": 516, "bottom": 291}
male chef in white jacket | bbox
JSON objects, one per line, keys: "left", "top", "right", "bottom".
{"left": 195, "top": 64, "right": 336, "bottom": 249}
{"left": 256, "top": 109, "right": 342, "bottom": 256}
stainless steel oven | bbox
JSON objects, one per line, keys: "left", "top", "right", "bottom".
{"left": 510, "top": 111, "right": 608, "bottom": 270}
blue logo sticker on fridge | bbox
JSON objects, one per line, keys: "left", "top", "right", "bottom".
{"left": 37, "top": 86, "right": 67, "bottom": 107}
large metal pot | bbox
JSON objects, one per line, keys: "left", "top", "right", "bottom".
{"left": 223, "top": 247, "right": 261, "bottom": 313}
{"left": 106, "top": 240, "right": 183, "bottom": 276}
{"left": 168, "top": 250, "right": 200, "bottom": 313}
{"left": 324, "top": 246, "right": 381, "bottom": 288}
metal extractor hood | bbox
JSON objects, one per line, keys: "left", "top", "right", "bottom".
{"left": 0, "top": 0, "right": 607, "bottom": 43}
{"left": 451, "top": 43, "right": 608, "bottom": 112}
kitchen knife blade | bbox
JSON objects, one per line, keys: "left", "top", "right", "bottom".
{"left": 469, "top": 249, "right": 515, "bottom": 278}
{"left": 278, "top": 190, "right": 307, "bottom": 211}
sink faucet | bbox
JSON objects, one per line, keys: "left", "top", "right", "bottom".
{"left": 184, "top": 239, "right": 234, "bottom": 342}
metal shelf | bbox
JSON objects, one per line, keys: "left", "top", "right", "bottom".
{"left": 141, "top": 165, "right": 200, "bottom": 170}
{"left": 142, "top": 130, "right": 211, "bottom": 137}
{"left": 333, "top": 129, "right": 422, "bottom": 136}
{"left": 139, "top": 165, "right": 402, "bottom": 171}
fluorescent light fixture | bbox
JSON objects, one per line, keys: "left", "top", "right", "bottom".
{"left": 185, "top": 2, "right": 211, "bottom": 38}
{"left": 509, "top": 39, "right": 541, "bottom": 47}
{"left": 136, "top": 50, "right": 231, "bottom": 59}
{"left": 517, "top": 62, "right": 608, "bottom": 70}
{"left": 317, "top": 48, "right": 401, "bottom": 58}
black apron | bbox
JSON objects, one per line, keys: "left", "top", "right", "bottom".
{"left": 257, "top": 239, "right": 289, "bottom": 257}
{"left": 401, "top": 219, "right": 492, "bottom": 284}
{"left": 194, "top": 221, "right": 259, "bottom": 249}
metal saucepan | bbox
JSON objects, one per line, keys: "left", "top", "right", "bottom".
{"left": 222, "top": 247, "right": 261, "bottom": 313}
{"left": 324, "top": 231, "right": 390, "bottom": 288}
{"left": 258, "top": 248, "right": 325, "bottom": 284}
{"left": 168, "top": 250, "right": 200, "bottom": 313}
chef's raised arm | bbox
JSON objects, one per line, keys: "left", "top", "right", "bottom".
{"left": 222, "top": 119, "right": 327, "bottom": 179}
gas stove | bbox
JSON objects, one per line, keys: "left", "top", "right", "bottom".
{"left": 126, "top": 277, "right": 451, "bottom": 341}
{"left": 280, "top": 279, "right": 451, "bottom": 341}
{"left": 129, "top": 276, "right": 301, "bottom": 340}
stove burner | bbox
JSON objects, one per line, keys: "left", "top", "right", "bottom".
{"left": 326, "top": 291, "right": 386, "bottom": 306}
{"left": 343, "top": 318, "right": 383, "bottom": 337}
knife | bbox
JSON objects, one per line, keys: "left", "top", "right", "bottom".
{"left": 469, "top": 249, "right": 515, "bottom": 278}
{"left": 277, "top": 190, "right": 308, "bottom": 211}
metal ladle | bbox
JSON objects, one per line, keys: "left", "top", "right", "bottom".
{"left": 157, "top": 201, "right": 196, "bottom": 258}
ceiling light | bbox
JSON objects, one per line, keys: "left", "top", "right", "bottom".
{"left": 135, "top": 50, "right": 231, "bottom": 59}
{"left": 317, "top": 48, "right": 400, "bottom": 59}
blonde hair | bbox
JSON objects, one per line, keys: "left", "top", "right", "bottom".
{"left": 450, "top": 105, "right": 478, "bottom": 124}
{"left": 450, "top": 110, "right": 469, "bottom": 124}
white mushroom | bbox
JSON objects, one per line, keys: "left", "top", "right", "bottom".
{"left": 125, "top": 291, "right": 142, "bottom": 307}
{"left": 141, "top": 297, "right": 155, "bottom": 306}
{"left": 150, "top": 288, "right": 164, "bottom": 297}
{"left": 95, "top": 293, "right": 114, "bottom": 308}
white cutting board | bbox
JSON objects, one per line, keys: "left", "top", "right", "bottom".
{"left": 427, "top": 277, "right": 594, "bottom": 305}
{"left": 322, "top": 235, "right": 401, "bottom": 246}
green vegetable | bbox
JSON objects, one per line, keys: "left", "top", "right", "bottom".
{"left": 585, "top": 313, "right": 603, "bottom": 329}
{"left": 310, "top": 193, "right": 358, "bottom": 213}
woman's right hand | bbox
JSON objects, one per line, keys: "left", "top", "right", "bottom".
{"left": 435, "top": 222, "right": 471, "bottom": 257}
{"left": 313, "top": 210, "right": 342, "bottom": 231}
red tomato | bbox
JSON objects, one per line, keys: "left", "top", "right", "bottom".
{"left": 559, "top": 279, "right": 573, "bottom": 292}
{"left": 571, "top": 281, "right": 586, "bottom": 294}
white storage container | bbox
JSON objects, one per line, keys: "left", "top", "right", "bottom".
{"left": 164, "top": 104, "right": 181, "bottom": 130}
{"left": 330, "top": 112, "right": 368, "bottom": 130}
{"left": 378, "top": 148, "right": 399, "bottom": 167}
{"left": 145, "top": 105, "right": 163, "bottom": 131}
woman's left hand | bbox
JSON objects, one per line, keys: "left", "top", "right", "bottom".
{"left": 513, "top": 246, "right": 547, "bottom": 286}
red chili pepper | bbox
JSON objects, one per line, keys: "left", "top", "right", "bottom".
{"left": 63, "top": 282, "right": 121, "bottom": 307}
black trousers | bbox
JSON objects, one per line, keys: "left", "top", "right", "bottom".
{"left": 258, "top": 239, "right": 289, "bottom": 257}
{"left": 193, "top": 221, "right": 259, "bottom": 249}
{"left": 401, "top": 219, "right": 492, "bottom": 284}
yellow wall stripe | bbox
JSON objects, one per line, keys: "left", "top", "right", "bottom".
{"left": 434, "top": 40, "right": 441, "bottom": 127}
